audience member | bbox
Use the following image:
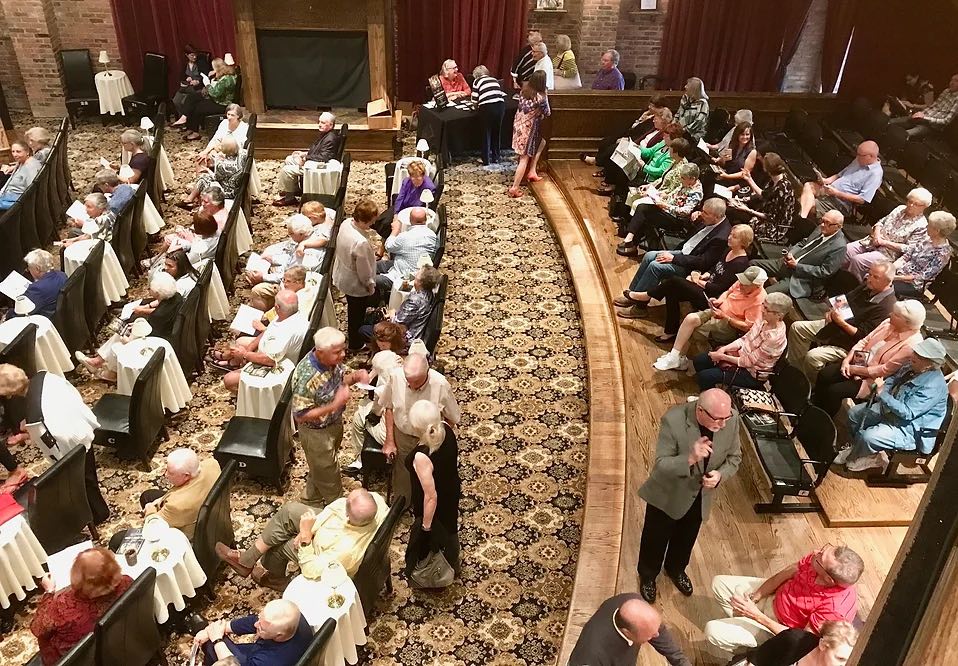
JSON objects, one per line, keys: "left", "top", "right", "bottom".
{"left": 247, "top": 214, "right": 314, "bottom": 296}
{"left": 199, "top": 103, "right": 248, "bottom": 164}
{"left": 165, "top": 248, "right": 200, "bottom": 297}
{"left": 509, "top": 70, "right": 551, "bottom": 197}
{"left": 844, "top": 188, "right": 931, "bottom": 280}
{"left": 692, "top": 292, "right": 792, "bottom": 390}
{"left": 890, "top": 72, "right": 958, "bottom": 138}
{"left": 616, "top": 160, "right": 701, "bottom": 255}
{"left": 175, "top": 57, "right": 238, "bottom": 141}
{"left": 737, "top": 620, "right": 857, "bottom": 666}
{"left": 191, "top": 599, "right": 312, "bottom": 666}
{"left": 884, "top": 72, "right": 935, "bottom": 117}
{"left": 344, "top": 346, "right": 406, "bottom": 476}
{"left": 471, "top": 66, "right": 508, "bottom": 165}
{"left": 637, "top": 388, "right": 741, "bottom": 602}
{"left": 727, "top": 152, "right": 797, "bottom": 244}
{"left": 839, "top": 338, "right": 948, "bottom": 471}
{"left": 372, "top": 265, "right": 441, "bottom": 344}
{"left": 31, "top": 547, "right": 133, "bottom": 666}
{"left": 185, "top": 209, "right": 220, "bottom": 269}
{"left": 552, "top": 34, "right": 581, "bottom": 90}
{"left": 529, "top": 42, "right": 555, "bottom": 91}
{"left": 93, "top": 169, "right": 135, "bottom": 215}
{"left": 5, "top": 249, "right": 66, "bottom": 320}
{"left": 893, "top": 210, "right": 955, "bottom": 298}
{"left": 179, "top": 136, "right": 243, "bottom": 208}
{"left": 569, "top": 594, "right": 692, "bottom": 666}
{"left": 511, "top": 29, "right": 542, "bottom": 87}
{"left": 394, "top": 160, "right": 436, "bottom": 215}
{"left": 216, "top": 488, "right": 387, "bottom": 590}
{"left": 751, "top": 211, "right": 847, "bottom": 298}
{"left": 705, "top": 544, "right": 863, "bottom": 653}
{"left": 707, "top": 109, "right": 753, "bottom": 153}
{"left": 0, "top": 141, "right": 41, "bottom": 210}
{"left": 273, "top": 112, "right": 339, "bottom": 206}
{"left": 676, "top": 77, "right": 710, "bottom": 140}
{"left": 592, "top": 49, "right": 625, "bottom": 91}
{"left": 376, "top": 207, "right": 438, "bottom": 297}
{"left": 714, "top": 122, "right": 757, "bottom": 184}
{"left": 333, "top": 200, "right": 379, "bottom": 351}
{"left": 63, "top": 192, "right": 116, "bottom": 245}
{"left": 599, "top": 108, "right": 675, "bottom": 199}
{"left": 172, "top": 44, "right": 205, "bottom": 115}
{"left": 294, "top": 200, "right": 336, "bottom": 267}
{"left": 438, "top": 59, "right": 471, "bottom": 100}
{"left": 798, "top": 141, "right": 882, "bottom": 219}
{"left": 24, "top": 127, "right": 53, "bottom": 164}
{"left": 117, "top": 129, "right": 152, "bottom": 184}
{"left": 786, "top": 258, "right": 896, "bottom": 381}
{"left": 583, "top": 95, "right": 669, "bottom": 172}
{"left": 813, "top": 300, "right": 925, "bottom": 416}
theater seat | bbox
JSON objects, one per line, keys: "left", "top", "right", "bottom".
{"left": 95, "top": 569, "right": 162, "bottom": 666}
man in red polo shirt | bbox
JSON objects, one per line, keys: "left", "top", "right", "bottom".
{"left": 704, "top": 544, "right": 863, "bottom": 654}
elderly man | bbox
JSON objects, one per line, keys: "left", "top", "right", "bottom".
{"left": 891, "top": 73, "right": 958, "bottom": 138}
{"left": 93, "top": 169, "right": 135, "bottom": 215}
{"left": 839, "top": 338, "right": 949, "bottom": 472}
{"left": 248, "top": 214, "right": 315, "bottom": 303}
{"left": 751, "top": 211, "right": 847, "bottom": 299}
{"left": 375, "top": 207, "right": 439, "bottom": 297}
{"left": 63, "top": 193, "right": 116, "bottom": 246}
{"left": 192, "top": 599, "right": 313, "bottom": 666}
{"left": 334, "top": 199, "right": 379, "bottom": 351}
{"left": 592, "top": 49, "right": 626, "bottom": 91}
{"left": 799, "top": 141, "right": 883, "bottom": 219}
{"left": 637, "top": 388, "right": 741, "bottom": 603}
{"left": 215, "top": 487, "right": 387, "bottom": 590}
{"left": 511, "top": 29, "right": 543, "bottom": 87}
{"left": 530, "top": 42, "right": 555, "bottom": 91}
{"left": 787, "top": 258, "right": 897, "bottom": 381}
{"left": 705, "top": 544, "right": 864, "bottom": 653}
{"left": 292, "top": 327, "right": 369, "bottom": 507}
{"left": 438, "top": 59, "right": 471, "bottom": 101}
{"left": 273, "top": 111, "right": 339, "bottom": 206}
{"left": 569, "top": 594, "right": 692, "bottom": 666}
{"left": 5, "top": 249, "right": 66, "bottom": 320}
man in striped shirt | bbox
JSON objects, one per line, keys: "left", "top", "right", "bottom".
{"left": 471, "top": 66, "right": 507, "bottom": 165}
{"left": 892, "top": 72, "right": 958, "bottom": 138}
{"left": 510, "top": 29, "right": 542, "bottom": 88}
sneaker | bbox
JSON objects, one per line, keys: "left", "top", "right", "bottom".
{"left": 833, "top": 447, "right": 852, "bottom": 465}
{"left": 653, "top": 351, "right": 688, "bottom": 371}
{"left": 846, "top": 452, "right": 887, "bottom": 472}
{"left": 74, "top": 351, "right": 101, "bottom": 374}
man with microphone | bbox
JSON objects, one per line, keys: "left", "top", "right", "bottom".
{"left": 636, "top": 388, "right": 742, "bottom": 603}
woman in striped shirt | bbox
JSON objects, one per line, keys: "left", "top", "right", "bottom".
{"left": 471, "top": 66, "right": 507, "bottom": 165}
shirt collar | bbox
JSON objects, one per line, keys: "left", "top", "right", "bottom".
{"left": 869, "top": 285, "right": 895, "bottom": 303}
{"left": 612, "top": 609, "right": 634, "bottom": 646}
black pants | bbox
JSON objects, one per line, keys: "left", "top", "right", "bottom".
{"left": 626, "top": 204, "right": 688, "bottom": 247}
{"left": 479, "top": 102, "right": 505, "bottom": 165}
{"left": 0, "top": 442, "right": 16, "bottom": 473}
{"left": 637, "top": 493, "right": 703, "bottom": 582}
{"left": 183, "top": 96, "right": 227, "bottom": 131}
{"left": 595, "top": 133, "right": 621, "bottom": 171}
{"left": 345, "top": 294, "right": 377, "bottom": 351}
{"left": 648, "top": 276, "right": 709, "bottom": 334}
{"left": 373, "top": 206, "right": 395, "bottom": 240}
{"left": 107, "top": 489, "right": 165, "bottom": 552}
{"left": 85, "top": 447, "right": 111, "bottom": 524}
{"left": 814, "top": 361, "right": 863, "bottom": 416}
{"left": 893, "top": 281, "right": 924, "bottom": 299}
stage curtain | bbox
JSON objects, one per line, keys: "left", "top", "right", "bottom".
{"left": 819, "top": 0, "right": 859, "bottom": 93}
{"left": 109, "top": 0, "right": 236, "bottom": 95}
{"left": 396, "top": 0, "right": 450, "bottom": 104}
{"left": 659, "top": 0, "right": 813, "bottom": 92}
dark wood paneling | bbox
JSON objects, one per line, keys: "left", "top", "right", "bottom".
{"left": 256, "top": 123, "right": 399, "bottom": 161}
{"left": 252, "top": 0, "right": 367, "bottom": 30}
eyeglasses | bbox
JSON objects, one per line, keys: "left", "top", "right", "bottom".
{"left": 813, "top": 544, "right": 836, "bottom": 585}
{"left": 697, "top": 404, "right": 733, "bottom": 422}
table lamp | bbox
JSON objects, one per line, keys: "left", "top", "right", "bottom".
{"left": 419, "top": 189, "right": 434, "bottom": 205}
{"left": 98, "top": 50, "right": 112, "bottom": 77}
{"left": 416, "top": 138, "right": 429, "bottom": 158}
{"left": 224, "top": 52, "right": 235, "bottom": 66}
{"left": 139, "top": 116, "right": 155, "bottom": 134}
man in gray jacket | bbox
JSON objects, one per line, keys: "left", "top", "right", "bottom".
{"left": 637, "top": 388, "right": 741, "bottom": 603}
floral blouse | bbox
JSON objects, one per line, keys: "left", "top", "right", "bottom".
{"left": 751, "top": 177, "right": 797, "bottom": 244}
{"left": 661, "top": 181, "right": 704, "bottom": 219}
{"left": 895, "top": 239, "right": 952, "bottom": 289}
{"left": 859, "top": 205, "right": 928, "bottom": 259}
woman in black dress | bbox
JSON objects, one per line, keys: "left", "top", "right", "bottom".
{"left": 732, "top": 620, "right": 857, "bottom": 666}
{"left": 404, "top": 400, "right": 461, "bottom": 579}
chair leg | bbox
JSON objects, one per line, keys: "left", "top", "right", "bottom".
{"left": 754, "top": 491, "right": 822, "bottom": 514}
{"left": 87, "top": 522, "right": 100, "bottom": 541}
{"left": 866, "top": 460, "right": 932, "bottom": 488}
{"left": 385, "top": 573, "right": 393, "bottom": 594}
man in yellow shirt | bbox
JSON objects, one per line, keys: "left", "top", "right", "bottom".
{"left": 215, "top": 488, "right": 387, "bottom": 591}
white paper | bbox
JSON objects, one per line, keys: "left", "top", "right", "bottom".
{"left": 246, "top": 252, "right": 271, "bottom": 275}
{"left": 47, "top": 540, "right": 95, "bottom": 591}
{"left": 829, "top": 295, "right": 854, "bottom": 321}
{"left": 98, "top": 157, "right": 111, "bottom": 168}
{"left": 201, "top": 73, "right": 211, "bottom": 87}
{"left": 81, "top": 219, "right": 100, "bottom": 235}
{"left": 713, "top": 184, "right": 734, "bottom": 200}
{"left": 118, "top": 164, "right": 134, "bottom": 180}
{"left": 66, "top": 200, "right": 88, "bottom": 220}
{"left": 697, "top": 138, "right": 710, "bottom": 153}
{"left": 353, "top": 383, "right": 377, "bottom": 392}
{"left": 120, "top": 299, "right": 142, "bottom": 321}
{"left": 230, "top": 304, "right": 265, "bottom": 335}
{"left": 0, "top": 271, "right": 31, "bottom": 300}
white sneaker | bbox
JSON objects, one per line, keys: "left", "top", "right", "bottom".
{"left": 74, "top": 351, "right": 100, "bottom": 374}
{"left": 833, "top": 447, "right": 852, "bottom": 465}
{"left": 653, "top": 351, "right": 688, "bottom": 371}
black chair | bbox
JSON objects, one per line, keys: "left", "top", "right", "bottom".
{"left": 899, "top": 141, "right": 931, "bottom": 181}
{"left": 360, "top": 428, "right": 392, "bottom": 501}
{"left": 121, "top": 52, "right": 168, "bottom": 118}
{"left": 751, "top": 406, "right": 837, "bottom": 514}
{"left": 24, "top": 630, "right": 96, "bottom": 666}
{"left": 33, "top": 159, "right": 57, "bottom": 248}
{"left": 214, "top": 186, "right": 244, "bottom": 293}
{"left": 921, "top": 157, "right": 953, "bottom": 198}
{"left": 171, "top": 286, "right": 203, "bottom": 377}
{"left": 298, "top": 275, "right": 332, "bottom": 361}
{"left": 91, "top": 347, "right": 168, "bottom": 468}
{"left": 60, "top": 49, "right": 100, "bottom": 127}
{"left": 52, "top": 265, "right": 88, "bottom": 355}
{"left": 431, "top": 168, "right": 445, "bottom": 210}
{"left": 110, "top": 198, "right": 136, "bottom": 277}
{"left": 783, "top": 108, "right": 809, "bottom": 141}
{"left": 336, "top": 123, "right": 349, "bottom": 162}
{"left": 95, "top": 569, "right": 163, "bottom": 666}
{"left": 193, "top": 460, "right": 237, "bottom": 595}
{"left": 17, "top": 183, "right": 42, "bottom": 253}
{"left": 867, "top": 396, "right": 953, "bottom": 488}
{"left": 0, "top": 204, "right": 25, "bottom": 278}
{"left": 191, "top": 262, "right": 214, "bottom": 375}
{"left": 214, "top": 382, "right": 294, "bottom": 492}
{"left": 129, "top": 170, "right": 150, "bottom": 269}
{"left": 352, "top": 496, "right": 407, "bottom": 621}
{"left": 147, "top": 109, "right": 167, "bottom": 214}
{"left": 703, "top": 108, "right": 731, "bottom": 145}
{"left": 294, "top": 619, "right": 337, "bottom": 666}
{"left": 13, "top": 445, "right": 97, "bottom": 553}
{"left": 0, "top": 322, "right": 37, "bottom": 378}
{"left": 79, "top": 239, "right": 108, "bottom": 342}
{"left": 422, "top": 274, "right": 448, "bottom": 355}
{"left": 733, "top": 363, "right": 811, "bottom": 438}
{"left": 432, "top": 204, "right": 448, "bottom": 268}
{"left": 811, "top": 137, "right": 846, "bottom": 177}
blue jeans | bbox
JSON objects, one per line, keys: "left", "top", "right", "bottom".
{"left": 0, "top": 193, "right": 19, "bottom": 211}
{"left": 692, "top": 353, "right": 766, "bottom": 391}
{"left": 629, "top": 251, "right": 689, "bottom": 291}
{"left": 847, "top": 402, "right": 912, "bottom": 460}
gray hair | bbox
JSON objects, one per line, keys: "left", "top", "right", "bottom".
{"left": 702, "top": 197, "right": 727, "bottom": 217}
{"left": 84, "top": 192, "right": 108, "bottom": 212}
{"left": 556, "top": 34, "right": 572, "bottom": 51}
{"left": 203, "top": 185, "right": 226, "bottom": 207}
{"left": 472, "top": 65, "right": 490, "bottom": 79}
{"left": 150, "top": 271, "right": 178, "bottom": 300}
{"left": 893, "top": 299, "right": 927, "bottom": 329}
{"left": 733, "top": 109, "right": 753, "bottom": 125}
{"left": 764, "top": 292, "right": 793, "bottom": 316}
{"left": 826, "top": 546, "right": 865, "bottom": 586}
{"left": 604, "top": 49, "right": 620, "bottom": 66}
{"left": 686, "top": 76, "right": 707, "bottom": 100}
{"left": 869, "top": 258, "right": 896, "bottom": 283}
{"left": 219, "top": 135, "right": 239, "bottom": 156}
{"left": 24, "top": 127, "right": 52, "bottom": 146}
{"left": 408, "top": 400, "right": 445, "bottom": 452}
{"left": 441, "top": 59, "right": 458, "bottom": 74}
{"left": 94, "top": 169, "right": 121, "bottom": 188}
{"left": 346, "top": 488, "right": 379, "bottom": 526}
{"left": 313, "top": 326, "right": 345, "bottom": 351}
{"left": 319, "top": 111, "right": 336, "bottom": 125}
{"left": 678, "top": 162, "right": 700, "bottom": 179}
{"left": 225, "top": 103, "right": 244, "bottom": 120}
{"left": 533, "top": 42, "right": 549, "bottom": 56}
{"left": 167, "top": 448, "right": 200, "bottom": 477}
{"left": 418, "top": 266, "right": 442, "bottom": 292}
{"left": 274, "top": 289, "right": 300, "bottom": 317}
{"left": 119, "top": 129, "right": 145, "bottom": 147}
{"left": 286, "top": 214, "right": 313, "bottom": 236}
{"left": 25, "top": 249, "right": 55, "bottom": 274}
{"left": 906, "top": 187, "right": 933, "bottom": 207}
{"left": 928, "top": 210, "right": 957, "bottom": 235}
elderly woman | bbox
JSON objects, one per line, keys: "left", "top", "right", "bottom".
{"left": 394, "top": 160, "right": 435, "bottom": 213}
{"left": 361, "top": 266, "right": 441, "bottom": 344}
{"left": 715, "top": 122, "right": 757, "bottom": 183}
{"left": 813, "top": 300, "right": 926, "bottom": 416}
{"left": 199, "top": 103, "right": 248, "bottom": 164}
{"left": 552, "top": 34, "right": 581, "bottom": 90}
{"left": 248, "top": 214, "right": 315, "bottom": 290}
{"left": 509, "top": 70, "right": 551, "bottom": 197}
{"left": 118, "top": 129, "right": 151, "bottom": 184}
{"left": 93, "top": 169, "right": 135, "bottom": 215}
{"left": 845, "top": 188, "right": 933, "bottom": 280}
{"left": 179, "top": 135, "right": 243, "bottom": 208}
{"left": 691, "top": 291, "right": 792, "bottom": 390}
{"left": 174, "top": 57, "right": 238, "bottom": 140}
{"left": 438, "top": 59, "right": 471, "bottom": 101}
{"left": 727, "top": 152, "right": 797, "bottom": 244}
{"left": 738, "top": 620, "right": 857, "bottom": 666}
{"left": 405, "top": 400, "right": 462, "bottom": 582}
{"left": 617, "top": 158, "right": 701, "bottom": 255}
{"left": 676, "top": 77, "right": 710, "bottom": 140}
{"left": 24, "top": 127, "right": 53, "bottom": 164}
{"left": 31, "top": 547, "right": 133, "bottom": 665}
{"left": 838, "top": 338, "right": 949, "bottom": 472}
{"left": 64, "top": 193, "right": 116, "bottom": 245}
{"left": 530, "top": 41, "right": 555, "bottom": 91}
{"left": 592, "top": 48, "right": 625, "bottom": 90}
{"left": 471, "top": 65, "right": 508, "bottom": 165}
{"left": 598, "top": 107, "right": 675, "bottom": 197}
{"left": 5, "top": 249, "right": 66, "bottom": 320}
{"left": 75, "top": 272, "right": 183, "bottom": 382}
{"left": 0, "top": 141, "right": 41, "bottom": 210}
{"left": 893, "top": 210, "right": 955, "bottom": 298}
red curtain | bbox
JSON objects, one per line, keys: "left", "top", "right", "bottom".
{"left": 659, "top": 0, "right": 814, "bottom": 92}
{"left": 452, "top": 0, "right": 528, "bottom": 85}
{"left": 819, "top": 0, "right": 858, "bottom": 93}
{"left": 109, "top": 0, "right": 236, "bottom": 95}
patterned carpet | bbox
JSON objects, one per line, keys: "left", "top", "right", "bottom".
{"left": 0, "top": 117, "right": 587, "bottom": 665}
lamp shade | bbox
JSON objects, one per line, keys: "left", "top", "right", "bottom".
{"left": 98, "top": 50, "right": 110, "bottom": 65}
{"left": 416, "top": 139, "right": 430, "bottom": 153}
{"left": 419, "top": 190, "right": 434, "bottom": 204}
{"left": 224, "top": 52, "right": 235, "bottom": 66}
{"left": 139, "top": 116, "right": 155, "bottom": 131}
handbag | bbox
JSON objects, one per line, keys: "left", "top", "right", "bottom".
{"left": 409, "top": 550, "right": 455, "bottom": 589}
{"left": 0, "top": 492, "right": 25, "bottom": 525}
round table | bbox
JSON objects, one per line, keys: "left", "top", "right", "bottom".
{"left": 390, "top": 157, "right": 438, "bottom": 198}
{"left": 141, "top": 189, "right": 164, "bottom": 234}
{"left": 63, "top": 239, "right": 129, "bottom": 305}
{"left": 118, "top": 524, "right": 207, "bottom": 624}
{"left": 0, "top": 515, "right": 47, "bottom": 609}
{"left": 283, "top": 575, "right": 367, "bottom": 666}
{"left": 303, "top": 160, "right": 343, "bottom": 196}
{"left": 208, "top": 265, "right": 230, "bottom": 321}
{"left": 250, "top": 160, "right": 264, "bottom": 198}
{"left": 226, "top": 199, "right": 253, "bottom": 255}
{"left": 236, "top": 358, "right": 295, "bottom": 419}
{"left": 115, "top": 337, "right": 193, "bottom": 413}
{"left": 95, "top": 70, "right": 134, "bottom": 116}
{"left": 388, "top": 283, "right": 413, "bottom": 312}
{"left": 396, "top": 206, "right": 440, "bottom": 233}
{"left": 0, "top": 315, "right": 74, "bottom": 375}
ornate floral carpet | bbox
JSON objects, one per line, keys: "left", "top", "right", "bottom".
{"left": 0, "top": 118, "right": 587, "bottom": 665}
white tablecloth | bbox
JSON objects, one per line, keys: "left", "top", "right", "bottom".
{"left": 303, "top": 161, "right": 343, "bottom": 196}
{"left": 250, "top": 160, "right": 263, "bottom": 199}
{"left": 0, "top": 316, "right": 74, "bottom": 375}
{"left": 209, "top": 265, "right": 230, "bottom": 321}
{"left": 388, "top": 284, "right": 412, "bottom": 312}
{"left": 226, "top": 199, "right": 253, "bottom": 255}
{"left": 95, "top": 70, "right": 134, "bottom": 115}
{"left": 142, "top": 190, "right": 164, "bottom": 234}
{"left": 390, "top": 157, "right": 437, "bottom": 198}
{"left": 0, "top": 515, "right": 47, "bottom": 609}
{"left": 115, "top": 337, "right": 193, "bottom": 413}
{"left": 396, "top": 206, "right": 440, "bottom": 233}
{"left": 63, "top": 239, "right": 129, "bottom": 305}
{"left": 283, "top": 575, "right": 367, "bottom": 666}
{"left": 119, "top": 525, "right": 207, "bottom": 623}
{"left": 236, "top": 358, "right": 294, "bottom": 419}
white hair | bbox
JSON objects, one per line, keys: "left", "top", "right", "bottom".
{"left": 869, "top": 258, "right": 896, "bottom": 282}
{"left": 604, "top": 49, "right": 620, "bottom": 65}
{"left": 893, "top": 299, "right": 926, "bottom": 329}
{"left": 167, "top": 448, "right": 200, "bottom": 476}
{"left": 441, "top": 59, "right": 457, "bottom": 74}
{"left": 534, "top": 42, "right": 549, "bottom": 56}
{"left": 274, "top": 289, "right": 299, "bottom": 317}
{"left": 703, "top": 197, "right": 727, "bottom": 216}
{"left": 319, "top": 111, "right": 336, "bottom": 125}
{"left": 313, "top": 326, "right": 345, "bottom": 351}
{"left": 409, "top": 400, "right": 445, "bottom": 452}
{"left": 150, "top": 271, "right": 178, "bottom": 300}
{"left": 764, "top": 292, "right": 793, "bottom": 315}
{"left": 85, "top": 192, "right": 108, "bottom": 211}
{"left": 286, "top": 214, "right": 313, "bottom": 236}
{"left": 734, "top": 109, "right": 753, "bottom": 124}
{"left": 261, "top": 599, "right": 301, "bottom": 638}
{"left": 906, "top": 187, "right": 933, "bottom": 207}
{"left": 345, "top": 488, "right": 378, "bottom": 526}
{"left": 928, "top": 210, "right": 957, "bottom": 235}
{"left": 24, "top": 249, "right": 54, "bottom": 273}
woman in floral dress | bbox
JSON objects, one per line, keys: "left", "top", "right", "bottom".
{"left": 509, "top": 70, "right": 551, "bottom": 197}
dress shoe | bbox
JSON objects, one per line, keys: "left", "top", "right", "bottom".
{"left": 252, "top": 563, "right": 290, "bottom": 592}
{"left": 640, "top": 578, "right": 657, "bottom": 603}
{"left": 215, "top": 542, "right": 252, "bottom": 577}
{"left": 187, "top": 612, "right": 209, "bottom": 636}
{"left": 616, "top": 306, "right": 648, "bottom": 320}
{"left": 669, "top": 571, "right": 694, "bottom": 596}
{"left": 616, "top": 244, "right": 639, "bottom": 257}
{"left": 597, "top": 188, "right": 614, "bottom": 197}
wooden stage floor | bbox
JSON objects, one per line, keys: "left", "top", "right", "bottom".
{"left": 537, "top": 160, "right": 920, "bottom": 665}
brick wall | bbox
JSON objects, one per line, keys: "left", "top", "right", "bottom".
{"left": 0, "top": 1, "right": 29, "bottom": 113}
{"left": 782, "top": 0, "right": 827, "bottom": 93}
{"left": 53, "top": 0, "right": 120, "bottom": 62}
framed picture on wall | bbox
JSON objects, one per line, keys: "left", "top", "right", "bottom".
{"left": 536, "top": 0, "right": 563, "bottom": 9}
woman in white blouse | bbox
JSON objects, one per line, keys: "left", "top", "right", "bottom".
{"left": 198, "top": 103, "right": 248, "bottom": 166}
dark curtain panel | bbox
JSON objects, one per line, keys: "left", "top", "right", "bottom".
{"left": 396, "top": 0, "right": 450, "bottom": 104}
{"left": 819, "top": 0, "right": 859, "bottom": 93}
{"left": 109, "top": 0, "right": 236, "bottom": 95}
{"left": 773, "top": 0, "right": 815, "bottom": 89}
{"left": 659, "top": 0, "right": 814, "bottom": 92}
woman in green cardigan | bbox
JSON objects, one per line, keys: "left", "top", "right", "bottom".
{"left": 172, "top": 57, "right": 238, "bottom": 140}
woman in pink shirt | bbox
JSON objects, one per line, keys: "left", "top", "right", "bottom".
{"left": 813, "top": 300, "right": 925, "bottom": 415}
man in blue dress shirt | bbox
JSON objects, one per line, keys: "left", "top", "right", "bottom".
{"left": 798, "top": 140, "right": 883, "bottom": 218}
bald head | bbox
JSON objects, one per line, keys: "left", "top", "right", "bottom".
{"left": 820, "top": 209, "right": 845, "bottom": 236}
{"left": 695, "top": 389, "right": 733, "bottom": 432}
{"left": 618, "top": 598, "right": 661, "bottom": 645}
{"left": 403, "top": 353, "right": 430, "bottom": 389}
{"left": 274, "top": 288, "right": 300, "bottom": 318}
{"left": 856, "top": 140, "right": 879, "bottom": 166}
{"left": 409, "top": 207, "right": 428, "bottom": 226}
{"left": 259, "top": 599, "right": 301, "bottom": 641}
{"left": 346, "top": 488, "right": 379, "bottom": 526}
